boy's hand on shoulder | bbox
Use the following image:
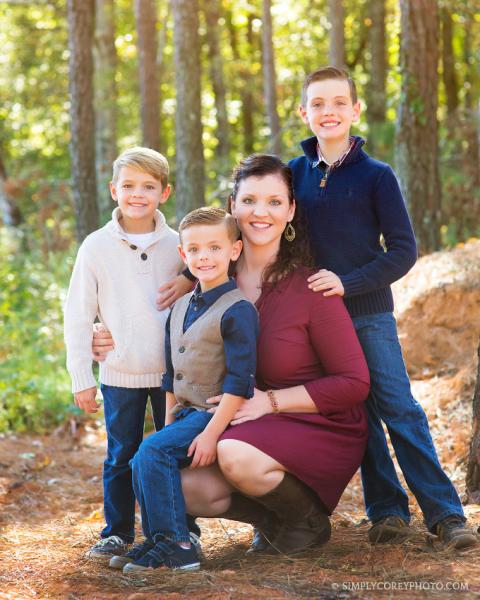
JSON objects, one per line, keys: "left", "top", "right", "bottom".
{"left": 307, "top": 269, "right": 345, "bottom": 297}
{"left": 92, "top": 323, "right": 114, "bottom": 361}
{"left": 74, "top": 387, "right": 100, "bottom": 413}
{"left": 187, "top": 430, "right": 218, "bottom": 468}
{"left": 157, "top": 274, "right": 195, "bottom": 310}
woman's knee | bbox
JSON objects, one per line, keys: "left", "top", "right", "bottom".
{"left": 217, "top": 440, "right": 258, "bottom": 485}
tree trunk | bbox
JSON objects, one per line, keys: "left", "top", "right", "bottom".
{"left": 134, "top": 0, "right": 160, "bottom": 151}
{"left": 396, "top": 0, "right": 441, "bottom": 254}
{"left": 0, "top": 155, "right": 22, "bottom": 227}
{"left": 328, "top": 0, "right": 346, "bottom": 68}
{"left": 94, "top": 0, "right": 117, "bottom": 223}
{"left": 261, "top": 0, "right": 281, "bottom": 155}
{"left": 441, "top": 7, "right": 458, "bottom": 117}
{"left": 67, "top": 0, "right": 99, "bottom": 243}
{"left": 365, "top": 0, "right": 386, "bottom": 155}
{"left": 202, "top": 0, "right": 230, "bottom": 168}
{"left": 171, "top": 0, "right": 204, "bottom": 220}
{"left": 466, "top": 342, "right": 480, "bottom": 503}
{"left": 242, "top": 15, "right": 256, "bottom": 155}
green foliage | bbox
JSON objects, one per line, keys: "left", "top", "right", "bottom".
{"left": 0, "top": 231, "right": 76, "bottom": 432}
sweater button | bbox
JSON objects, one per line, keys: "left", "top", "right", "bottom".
{"left": 141, "top": 252, "right": 148, "bottom": 261}
{"left": 179, "top": 346, "right": 185, "bottom": 353}
{"left": 176, "top": 373, "right": 183, "bottom": 381}
{"left": 129, "top": 244, "right": 137, "bottom": 250}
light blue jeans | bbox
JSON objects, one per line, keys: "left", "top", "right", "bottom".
{"left": 131, "top": 407, "right": 213, "bottom": 543}
{"left": 352, "top": 312, "right": 464, "bottom": 531}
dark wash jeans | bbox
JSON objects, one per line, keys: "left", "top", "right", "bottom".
{"left": 101, "top": 384, "right": 165, "bottom": 542}
{"left": 352, "top": 312, "right": 464, "bottom": 531}
{"left": 131, "top": 407, "right": 213, "bottom": 544}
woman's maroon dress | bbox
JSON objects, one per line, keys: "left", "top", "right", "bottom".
{"left": 221, "top": 269, "right": 370, "bottom": 513}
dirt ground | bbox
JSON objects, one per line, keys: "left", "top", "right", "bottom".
{"left": 1, "top": 241, "right": 480, "bottom": 599}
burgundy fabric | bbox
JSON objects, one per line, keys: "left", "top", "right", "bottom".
{"left": 220, "top": 269, "right": 370, "bottom": 513}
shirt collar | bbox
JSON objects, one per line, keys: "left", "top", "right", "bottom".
{"left": 300, "top": 135, "right": 365, "bottom": 168}
{"left": 314, "top": 136, "right": 355, "bottom": 169}
{"left": 192, "top": 277, "right": 237, "bottom": 307}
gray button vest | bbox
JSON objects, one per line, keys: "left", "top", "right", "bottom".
{"left": 170, "top": 288, "right": 246, "bottom": 413}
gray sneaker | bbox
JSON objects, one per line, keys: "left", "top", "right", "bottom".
{"left": 85, "top": 535, "right": 129, "bottom": 562}
{"left": 189, "top": 532, "right": 204, "bottom": 560}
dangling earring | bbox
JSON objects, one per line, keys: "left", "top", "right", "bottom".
{"left": 284, "top": 222, "right": 295, "bottom": 242}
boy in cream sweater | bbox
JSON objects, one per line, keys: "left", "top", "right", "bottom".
{"left": 64, "top": 147, "right": 191, "bottom": 561}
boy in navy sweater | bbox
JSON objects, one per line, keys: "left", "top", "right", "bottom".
{"left": 289, "top": 66, "right": 477, "bottom": 549}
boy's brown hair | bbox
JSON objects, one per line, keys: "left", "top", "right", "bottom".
{"left": 112, "top": 147, "right": 169, "bottom": 188}
{"left": 179, "top": 207, "right": 239, "bottom": 245}
{"left": 301, "top": 66, "right": 358, "bottom": 105}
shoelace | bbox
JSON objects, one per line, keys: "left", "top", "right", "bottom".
{"left": 96, "top": 535, "right": 125, "bottom": 547}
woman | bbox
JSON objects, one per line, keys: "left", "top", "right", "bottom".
{"left": 94, "top": 154, "right": 369, "bottom": 555}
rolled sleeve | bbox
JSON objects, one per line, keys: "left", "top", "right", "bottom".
{"left": 220, "top": 301, "right": 259, "bottom": 398}
{"left": 160, "top": 311, "right": 175, "bottom": 393}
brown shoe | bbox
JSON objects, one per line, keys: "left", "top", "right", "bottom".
{"left": 434, "top": 516, "right": 478, "bottom": 549}
{"left": 251, "top": 473, "right": 331, "bottom": 554}
{"left": 368, "top": 516, "right": 411, "bottom": 544}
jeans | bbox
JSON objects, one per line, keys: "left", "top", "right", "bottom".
{"left": 131, "top": 407, "right": 213, "bottom": 543}
{"left": 352, "top": 312, "right": 464, "bottom": 531}
{"left": 101, "top": 384, "right": 166, "bottom": 542}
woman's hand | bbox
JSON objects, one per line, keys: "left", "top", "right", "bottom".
{"left": 92, "top": 323, "right": 114, "bottom": 361}
{"left": 229, "top": 388, "right": 272, "bottom": 426}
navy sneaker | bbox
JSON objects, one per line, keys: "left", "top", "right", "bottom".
{"left": 85, "top": 535, "right": 129, "bottom": 562}
{"left": 123, "top": 538, "right": 200, "bottom": 573}
{"left": 109, "top": 538, "right": 155, "bottom": 569}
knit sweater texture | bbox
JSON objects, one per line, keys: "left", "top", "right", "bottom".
{"left": 289, "top": 135, "right": 418, "bottom": 317}
{"left": 64, "top": 208, "right": 183, "bottom": 392}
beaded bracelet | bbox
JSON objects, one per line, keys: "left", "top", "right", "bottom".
{"left": 267, "top": 389, "right": 280, "bottom": 413}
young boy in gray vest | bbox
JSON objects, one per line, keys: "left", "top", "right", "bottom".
{"left": 113, "top": 207, "right": 258, "bottom": 574}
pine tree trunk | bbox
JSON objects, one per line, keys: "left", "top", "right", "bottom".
{"left": 242, "top": 15, "right": 256, "bottom": 155}
{"left": 67, "top": 0, "right": 99, "bottom": 243}
{"left": 94, "top": 0, "right": 117, "bottom": 223}
{"left": 134, "top": 0, "right": 160, "bottom": 151}
{"left": 202, "top": 0, "right": 230, "bottom": 169}
{"left": 261, "top": 0, "right": 281, "bottom": 155}
{"left": 466, "top": 342, "right": 480, "bottom": 503}
{"left": 396, "top": 0, "right": 441, "bottom": 254}
{"left": 365, "top": 0, "right": 386, "bottom": 155}
{"left": 441, "top": 7, "right": 458, "bottom": 117}
{"left": 328, "top": 0, "right": 346, "bottom": 68}
{"left": 172, "top": 0, "right": 204, "bottom": 220}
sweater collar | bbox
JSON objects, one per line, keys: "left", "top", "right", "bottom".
{"left": 300, "top": 135, "right": 366, "bottom": 168}
{"left": 107, "top": 207, "right": 169, "bottom": 245}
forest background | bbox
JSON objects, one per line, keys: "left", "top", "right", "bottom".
{"left": 0, "top": 0, "right": 479, "bottom": 434}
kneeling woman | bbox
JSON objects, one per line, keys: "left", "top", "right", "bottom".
{"left": 180, "top": 154, "right": 370, "bottom": 553}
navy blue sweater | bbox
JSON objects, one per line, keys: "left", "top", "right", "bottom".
{"left": 289, "top": 136, "right": 417, "bottom": 317}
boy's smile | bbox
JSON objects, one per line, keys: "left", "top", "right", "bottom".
{"left": 299, "top": 79, "right": 360, "bottom": 149}
{"left": 110, "top": 165, "right": 171, "bottom": 233}
{"left": 179, "top": 223, "right": 242, "bottom": 292}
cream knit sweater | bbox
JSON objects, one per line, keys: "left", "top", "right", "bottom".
{"left": 64, "top": 208, "right": 184, "bottom": 393}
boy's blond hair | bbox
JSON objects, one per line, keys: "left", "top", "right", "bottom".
{"left": 301, "top": 66, "right": 358, "bottom": 105}
{"left": 179, "top": 207, "right": 239, "bottom": 244}
{"left": 112, "top": 147, "right": 169, "bottom": 188}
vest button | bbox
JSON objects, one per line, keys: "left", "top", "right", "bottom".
{"left": 176, "top": 373, "right": 183, "bottom": 381}
{"left": 140, "top": 252, "right": 148, "bottom": 261}
{"left": 179, "top": 346, "right": 186, "bottom": 353}
{"left": 129, "top": 244, "right": 137, "bottom": 250}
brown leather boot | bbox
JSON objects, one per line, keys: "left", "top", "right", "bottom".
{"left": 251, "top": 473, "right": 331, "bottom": 554}
{"left": 217, "top": 492, "right": 280, "bottom": 544}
